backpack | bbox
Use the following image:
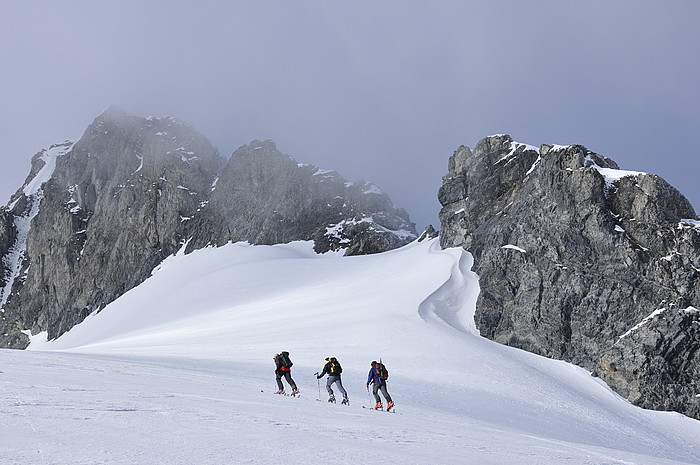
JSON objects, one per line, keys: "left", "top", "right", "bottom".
{"left": 377, "top": 362, "right": 389, "bottom": 380}
{"left": 329, "top": 358, "right": 342, "bottom": 375}
{"left": 280, "top": 352, "right": 293, "bottom": 368}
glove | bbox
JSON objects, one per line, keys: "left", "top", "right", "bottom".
{"left": 317, "top": 375, "right": 321, "bottom": 379}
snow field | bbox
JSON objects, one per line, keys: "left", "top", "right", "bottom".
{"left": 1, "top": 238, "right": 698, "bottom": 464}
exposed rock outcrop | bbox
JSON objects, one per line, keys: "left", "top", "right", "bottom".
{"left": 0, "top": 108, "right": 224, "bottom": 347}
{"left": 417, "top": 224, "right": 438, "bottom": 242}
{"left": 185, "top": 139, "right": 416, "bottom": 255}
{"left": 0, "top": 109, "right": 416, "bottom": 348}
{"left": 438, "top": 135, "right": 700, "bottom": 419}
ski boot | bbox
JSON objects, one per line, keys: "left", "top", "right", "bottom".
{"left": 387, "top": 400, "right": 394, "bottom": 411}
{"left": 275, "top": 390, "right": 285, "bottom": 395}
{"left": 291, "top": 389, "right": 300, "bottom": 397}
{"left": 341, "top": 395, "right": 349, "bottom": 405}
{"left": 328, "top": 395, "right": 336, "bottom": 403}
{"left": 374, "top": 401, "right": 383, "bottom": 410}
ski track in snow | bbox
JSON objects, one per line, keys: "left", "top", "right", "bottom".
{"left": 1, "top": 239, "right": 698, "bottom": 464}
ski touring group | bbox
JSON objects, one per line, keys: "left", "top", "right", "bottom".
{"left": 273, "top": 352, "right": 394, "bottom": 412}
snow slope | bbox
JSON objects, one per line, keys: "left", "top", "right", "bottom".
{"left": 2, "top": 239, "right": 699, "bottom": 464}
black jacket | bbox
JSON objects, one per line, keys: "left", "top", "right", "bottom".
{"left": 318, "top": 358, "right": 342, "bottom": 378}
{"left": 274, "top": 352, "right": 292, "bottom": 373}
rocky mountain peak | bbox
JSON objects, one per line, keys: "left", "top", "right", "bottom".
{"left": 0, "top": 110, "right": 416, "bottom": 348}
{"left": 0, "top": 111, "right": 224, "bottom": 347}
{"left": 439, "top": 134, "right": 700, "bottom": 419}
{"left": 186, "top": 139, "right": 416, "bottom": 255}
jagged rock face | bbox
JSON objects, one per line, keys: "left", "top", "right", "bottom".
{"left": 0, "top": 109, "right": 225, "bottom": 347}
{"left": 0, "top": 110, "right": 416, "bottom": 348}
{"left": 0, "top": 210, "right": 16, "bottom": 284}
{"left": 417, "top": 224, "right": 438, "bottom": 242}
{"left": 439, "top": 135, "right": 700, "bottom": 419}
{"left": 186, "top": 139, "right": 416, "bottom": 255}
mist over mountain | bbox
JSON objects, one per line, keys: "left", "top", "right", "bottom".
{"left": 0, "top": 109, "right": 416, "bottom": 348}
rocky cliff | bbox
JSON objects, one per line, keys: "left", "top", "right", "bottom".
{"left": 439, "top": 135, "right": 700, "bottom": 419}
{"left": 185, "top": 139, "right": 416, "bottom": 255}
{"left": 0, "top": 109, "right": 416, "bottom": 348}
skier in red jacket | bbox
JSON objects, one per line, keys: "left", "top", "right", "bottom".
{"left": 274, "top": 351, "right": 299, "bottom": 396}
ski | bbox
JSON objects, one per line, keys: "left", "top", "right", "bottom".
{"left": 269, "top": 391, "right": 301, "bottom": 397}
{"left": 362, "top": 406, "right": 384, "bottom": 411}
{"left": 363, "top": 405, "right": 396, "bottom": 413}
{"left": 325, "top": 398, "right": 350, "bottom": 405}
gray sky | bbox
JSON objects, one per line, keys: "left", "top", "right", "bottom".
{"left": 2, "top": 1, "right": 698, "bottom": 231}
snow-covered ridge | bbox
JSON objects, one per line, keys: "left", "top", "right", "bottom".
{"left": 22, "top": 142, "right": 73, "bottom": 199}
{"left": 619, "top": 306, "right": 699, "bottom": 341}
{"left": 2, "top": 141, "right": 74, "bottom": 309}
{"left": 491, "top": 140, "right": 646, "bottom": 187}
{"left": 313, "top": 168, "right": 333, "bottom": 176}
{"left": 146, "top": 115, "right": 182, "bottom": 125}
{"left": 310, "top": 167, "right": 335, "bottom": 177}
{"left": 361, "top": 182, "right": 384, "bottom": 195}
{"left": 550, "top": 144, "right": 574, "bottom": 152}
{"left": 683, "top": 306, "right": 699, "bottom": 315}
{"left": 619, "top": 308, "right": 666, "bottom": 339}
{"left": 496, "top": 140, "right": 539, "bottom": 165}
{"left": 489, "top": 137, "right": 542, "bottom": 174}
{"left": 539, "top": 147, "right": 648, "bottom": 186}
{"left": 681, "top": 219, "right": 700, "bottom": 229}
{"left": 324, "top": 216, "right": 415, "bottom": 242}
{"left": 584, "top": 155, "right": 646, "bottom": 187}
{"left": 16, "top": 239, "right": 700, "bottom": 464}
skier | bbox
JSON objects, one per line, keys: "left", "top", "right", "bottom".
{"left": 273, "top": 351, "right": 299, "bottom": 396}
{"left": 366, "top": 360, "right": 393, "bottom": 410}
{"left": 316, "top": 356, "right": 348, "bottom": 404}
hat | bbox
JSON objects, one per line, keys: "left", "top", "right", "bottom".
{"left": 371, "top": 360, "right": 377, "bottom": 365}
{"left": 325, "top": 357, "right": 331, "bottom": 361}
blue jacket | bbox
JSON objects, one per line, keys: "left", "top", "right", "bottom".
{"left": 367, "top": 366, "right": 385, "bottom": 385}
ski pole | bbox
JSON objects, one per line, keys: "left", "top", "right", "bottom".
{"left": 315, "top": 372, "right": 320, "bottom": 401}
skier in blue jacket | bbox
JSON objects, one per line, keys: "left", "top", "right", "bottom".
{"left": 366, "top": 360, "right": 393, "bottom": 410}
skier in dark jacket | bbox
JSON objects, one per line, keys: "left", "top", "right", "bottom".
{"left": 316, "top": 357, "right": 348, "bottom": 404}
{"left": 274, "top": 351, "right": 299, "bottom": 396}
{"left": 366, "top": 360, "right": 393, "bottom": 410}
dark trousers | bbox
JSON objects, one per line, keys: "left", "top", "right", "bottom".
{"left": 276, "top": 370, "right": 297, "bottom": 391}
{"left": 372, "top": 381, "right": 392, "bottom": 403}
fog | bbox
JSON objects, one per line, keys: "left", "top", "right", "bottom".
{"left": 2, "top": 1, "right": 698, "bottom": 230}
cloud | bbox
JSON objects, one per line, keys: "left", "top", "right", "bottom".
{"left": 1, "top": 1, "right": 699, "bottom": 230}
